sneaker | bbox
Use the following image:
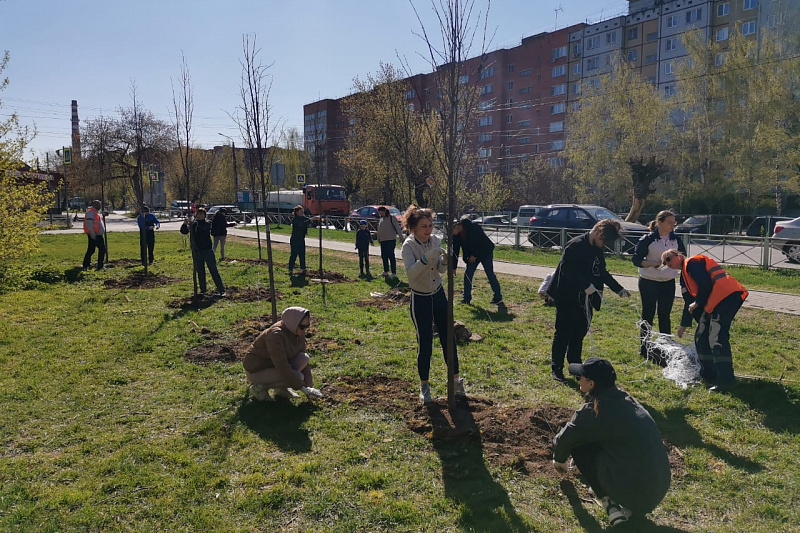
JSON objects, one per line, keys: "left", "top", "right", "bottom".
{"left": 300, "top": 386, "right": 323, "bottom": 399}
{"left": 551, "top": 369, "right": 569, "bottom": 384}
{"left": 381, "top": 271, "right": 389, "bottom": 277}
{"left": 490, "top": 296, "right": 504, "bottom": 305}
{"left": 216, "top": 291, "right": 226, "bottom": 298}
{"left": 601, "top": 497, "right": 632, "bottom": 527}
{"left": 288, "top": 269, "right": 294, "bottom": 276}
{"left": 249, "top": 383, "right": 273, "bottom": 402}
{"left": 390, "top": 273, "right": 398, "bottom": 279}
{"left": 419, "top": 383, "right": 432, "bottom": 404}
{"left": 455, "top": 378, "right": 467, "bottom": 397}
{"left": 273, "top": 388, "right": 300, "bottom": 399}
{"left": 461, "top": 298, "right": 472, "bottom": 305}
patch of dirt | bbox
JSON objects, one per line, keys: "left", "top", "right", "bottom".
{"left": 307, "top": 334, "right": 359, "bottom": 355}
{"left": 106, "top": 258, "right": 144, "bottom": 269}
{"left": 221, "top": 257, "right": 275, "bottom": 265}
{"left": 354, "top": 287, "right": 411, "bottom": 310}
{"left": 185, "top": 340, "right": 250, "bottom": 365}
{"left": 302, "top": 269, "right": 352, "bottom": 283}
{"left": 322, "top": 375, "right": 686, "bottom": 478}
{"left": 167, "top": 286, "right": 280, "bottom": 309}
{"left": 104, "top": 273, "right": 183, "bottom": 289}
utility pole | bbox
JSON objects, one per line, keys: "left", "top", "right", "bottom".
{"left": 57, "top": 147, "right": 72, "bottom": 228}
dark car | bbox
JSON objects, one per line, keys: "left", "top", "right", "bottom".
{"left": 675, "top": 215, "right": 709, "bottom": 234}
{"left": 527, "top": 204, "right": 648, "bottom": 248}
{"left": 745, "top": 216, "right": 792, "bottom": 237}
{"left": 347, "top": 205, "right": 403, "bottom": 230}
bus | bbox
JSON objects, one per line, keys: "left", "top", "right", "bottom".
{"left": 262, "top": 184, "right": 349, "bottom": 216}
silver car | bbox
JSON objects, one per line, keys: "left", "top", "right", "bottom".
{"left": 772, "top": 216, "right": 800, "bottom": 264}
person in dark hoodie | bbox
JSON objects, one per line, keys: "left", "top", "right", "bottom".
{"left": 547, "top": 219, "right": 631, "bottom": 383}
{"left": 355, "top": 219, "right": 374, "bottom": 277}
{"left": 451, "top": 217, "right": 503, "bottom": 305}
{"left": 553, "top": 357, "right": 671, "bottom": 527}
{"left": 288, "top": 205, "right": 312, "bottom": 276}
{"left": 180, "top": 208, "right": 226, "bottom": 296}
{"left": 210, "top": 207, "right": 237, "bottom": 260}
{"left": 243, "top": 306, "right": 323, "bottom": 401}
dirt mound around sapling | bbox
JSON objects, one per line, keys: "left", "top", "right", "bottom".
{"left": 104, "top": 273, "right": 182, "bottom": 289}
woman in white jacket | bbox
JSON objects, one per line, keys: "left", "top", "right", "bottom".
{"left": 401, "top": 206, "right": 464, "bottom": 404}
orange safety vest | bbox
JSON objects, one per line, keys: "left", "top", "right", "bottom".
{"left": 682, "top": 255, "right": 747, "bottom": 313}
{"left": 83, "top": 206, "right": 103, "bottom": 235}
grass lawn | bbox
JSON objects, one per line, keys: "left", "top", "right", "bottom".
{"left": 1, "top": 232, "right": 798, "bottom": 532}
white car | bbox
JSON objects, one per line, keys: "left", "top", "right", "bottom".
{"left": 771, "top": 216, "right": 800, "bottom": 264}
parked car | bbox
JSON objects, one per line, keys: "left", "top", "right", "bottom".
{"left": 675, "top": 215, "right": 709, "bottom": 234}
{"left": 527, "top": 204, "right": 648, "bottom": 248}
{"left": 512, "top": 205, "right": 544, "bottom": 227}
{"left": 745, "top": 216, "right": 792, "bottom": 237}
{"left": 169, "top": 200, "right": 190, "bottom": 217}
{"left": 207, "top": 205, "right": 242, "bottom": 218}
{"left": 67, "top": 196, "right": 86, "bottom": 210}
{"left": 347, "top": 205, "right": 403, "bottom": 230}
{"left": 771, "top": 216, "right": 800, "bottom": 264}
{"left": 473, "top": 215, "right": 511, "bottom": 227}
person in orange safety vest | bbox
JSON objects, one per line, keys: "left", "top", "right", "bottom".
{"left": 661, "top": 250, "right": 747, "bottom": 392}
{"left": 82, "top": 200, "right": 106, "bottom": 270}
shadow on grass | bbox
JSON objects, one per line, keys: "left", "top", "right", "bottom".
{"left": 289, "top": 275, "right": 310, "bottom": 288}
{"left": 560, "top": 480, "right": 689, "bottom": 533}
{"left": 426, "top": 400, "right": 528, "bottom": 532}
{"left": 237, "top": 397, "right": 317, "bottom": 453}
{"left": 64, "top": 266, "right": 88, "bottom": 283}
{"left": 383, "top": 277, "right": 407, "bottom": 289}
{"left": 728, "top": 379, "right": 800, "bottom": 434}
{"left": 464, "top": 305, "right": 516, "bottom": 323}
{"left": 647, "top": 405, "right": 764, "bottom": 473}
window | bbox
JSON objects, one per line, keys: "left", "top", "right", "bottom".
{"left": 665, "top": 38, "right": 677, "bottom": 52}
{"left": 645, "top": 53, "right": 658, "bottom": 64}
{"left": 478, "top": 116, "right": 492, "bottom": 126}
{"left": 742, "top": 21, "right": 756, "bottom": 35}
{"left": 458, "top": 74, "right": 469, "bottom": 84}
{"left": 552, "top": 45, "right": 568, "bottom": 59}
{"left": 518, "top": 137, "right": 531, "bottom": 145}
{"left": 586, "top": 36, "right": 600, "bottom": 50}
{"left": 550, "top": 140, "right": 565, "bottom": 150}
{"left": 518, "top": 119, "right": 531, "bottom": 127}
{"left": 628, "top": 27, "right": 639, "bottom": 40}
{"left": 664, "top": 85, "right": 676, "bottom": 98}
{"left": 549, "top": 157, "right": 564, "bottom": 168}
{"left": 587, "top": 57, "right": 599, "bottom": 70}
{"left": 646, "top": 31, "right": 659, "bottom": 41}
{"left": 744, "top": 0, "right": 757, "bottom": 10}
{"left": 407, "top": 103, "right": 415, "bottom": 112}
{"left": 606, "top": 31, "right": 617, "bottom": 44}
{"left": 478, "top": 147, "right": 491, "bottom": 158}
{"left": 666, "top": 15, "right": 678, "bottom": 28}
{"left": 403, "top": 89, "right": 415, "bottom": 99}
{"left": 627, "top": 49, "right": 638, "bottom": 62}
{"left": 478, "top": 100, "right": 492, "bottom": 110}
{"left": 686, "top": 8, "right": 702, "bottom": 23}
{"left": 572, "top": 43, "right": 582, "bottom": 57}
{"left": 519, "top": 86, "right": 532, "bottom": 94}
{"left": 478, "top": 133, "right": 492, "bottom": 142}
{"left": 717, "top": 2, "right": 730, "bottom": 16}
{"left": 504, "top": 147, "right": 511, "bottom": 156}
{"left": 506, "top": 114, "right": 513, "bottom": 123}
{"left": 573, "top": 62, "right": 581, "bottom": 75}
{"left": 481, "top": 84, "right": 493, "bottom": 95}
{"left": 520, "top": 68, "right": 533, "bottom": 77}
{"left": 768, "top": 13, "right": 784, "bottom": 28}
{"left": 552, "top": 65, "right": 566, "bottom": 77}
{"left": 550, "top": 102, "right": 566, "bottom": 114}
{"left": 479, "top": 66, "right": 494, "bottom": 79}
{"left": 507, "top": 64, "right": 515, "bottom": 74}
{"left": 507, "top": 81, "right": 514, "bottom": 90}
{"left": 551, "top": 84, "right": 567, "bottom": 96}
{"left": 519, "top": 101, "right": 531, "bottom": 109}
{"left": 549, "top": 121, "right": 564, "bottom": 133}
{"left": 716, "top": 27, "right": 729, "bottom": 41}
{"left": 572, "top": 82, "right": 581, "bottom": 94}
{"left": 664, "top": 61, "right": 674, "bottom": 75}
{"left": 477, "top": 165, "right": 486, "bottom": 175}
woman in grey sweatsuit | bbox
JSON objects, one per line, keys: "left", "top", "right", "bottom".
{"left": 400, "top": 206, "right": 464, "bottom": 404}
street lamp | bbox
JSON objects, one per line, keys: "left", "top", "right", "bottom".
{"left": 55, "top": 147, "right": 72, "bottom": 228}
{"left": 218, "top": 133, "right": 240, "bottom": 204}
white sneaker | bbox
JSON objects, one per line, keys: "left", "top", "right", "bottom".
{"left": 420, "top": 383, "right": 432, "bottom": 404}
{"left": 300, "top": 386, "right": 323, "bottom": 399}
{"left": 249, "top": 383, "right": 273, "bottom": 401}
{"left": 273, "top": 388, "right": 300, "bottom": 399}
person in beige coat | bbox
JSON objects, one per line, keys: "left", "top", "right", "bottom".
{"left": 243, "top": 306, "right": 322, "bottom": 401}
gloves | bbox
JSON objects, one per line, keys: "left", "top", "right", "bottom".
{"left": 584, "top": 284, "right": 597, "bottom": 295}
{"left": 300, "top": 386, "right": 323, "bottom": 399}
{"left": 552, "top": 460, "right": 569, "bottom": 475}
{"left": 618, "top": 289, "right": 631, "bottom": 298}
{"left": 421, "top": 248, "right": 444, "bottom": 265}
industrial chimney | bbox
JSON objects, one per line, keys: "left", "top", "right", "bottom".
{"left": 71, "top": 100, "right": 81, "bottom": 161}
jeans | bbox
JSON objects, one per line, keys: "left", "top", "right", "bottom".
{"left": 552, "top": 292, "right": 592, "bottom": 372}
{"left": 410, "top": 287, "right": 458, "bottom": 381}
{"left": 193, "top": 248, "right": 225, "bottom": 294}
{"left": 289, "top": 238, "right": 306, "bottom": 271}
{"left": 462, "top": 252, "right": 503, "bottom": 303}
{"left": 213, "top": 234, "right": 228, "bottom": 259}
{"left": 638, "top": 277, "right": 676, "bottom": 335}
{"left": 140, "top": 230, "right": 155, "bottom": 265}
{"left": 695, "top": 292, "right": 744, "bottom": 385}
{"left": 358, "top": 248, "right": 370, "bottom": 273}
{"left": 380, "top": 240, "right": 397, "bottom": 274}
{"left": 83, "top": 235, "right": 106, "bottom": 269}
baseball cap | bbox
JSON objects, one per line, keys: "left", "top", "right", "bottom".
{"left": 359, "top": 220, "right": 368, "bottom": 225}
{"left": 568, "top": 357, "right": 617, "bottom": 388}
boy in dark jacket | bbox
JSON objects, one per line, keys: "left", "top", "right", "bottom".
{"left": 451, "top": 217, "right": 503, "bottom": 305}
{"left": 355, "top": 220, "right": 374, "bottom": 277}
{"left": 547, "top": 220, "right": 631, "bottom": 383}
{"left": 180, "top": 208, "right": 226, "bottom": 296}
{"left": 136, "top": 205, "right": 160, "bottom": 265}
{"left": 289, "top": 205, "right": 312, "bottom": 276}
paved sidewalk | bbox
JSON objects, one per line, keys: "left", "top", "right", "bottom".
{"left": 226, "top": 227, "right": 800, "bottom": 316}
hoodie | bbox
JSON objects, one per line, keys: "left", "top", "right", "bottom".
{"left": 242, "top": 306, "right": 309, "bottom": 389}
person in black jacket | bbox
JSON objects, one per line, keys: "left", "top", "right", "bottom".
{"left": 288, "top": 205, "right": 312, "bottom": 276}
{"left": 547, "top": 220, "right": 631, "bottom": 383}
{"left": 355, "top": 219, "right": 374, "bottom": 277}
{"left": 210, "top": 208, "right": 237, "bottom": 260}
{"left": 553, "top": 358, "right": 671, "bottom": 527}
{"left": 180, "top": 208, "right": 226, "bottom": 296}
{"left": 451, "top": 217, "right": 503, "bottom": 305}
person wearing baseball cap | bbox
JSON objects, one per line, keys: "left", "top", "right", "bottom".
{"left": 552, "top": 358, "right": 671, "bottom": 527}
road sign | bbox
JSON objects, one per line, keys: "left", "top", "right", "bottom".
{"left": 297, "top": 174, "right": 305, "bottom": 184}
{"left": 63, "top": 147, "right": 72, "bottom": 165}
{"left": 150, "top": 171, "right": 159, "bottom": 182}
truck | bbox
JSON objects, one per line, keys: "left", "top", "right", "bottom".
{"left": 262, "top": 184, "right": 349, "bottom": 217}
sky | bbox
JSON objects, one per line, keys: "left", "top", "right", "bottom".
{"left": 1, "top": 0, "right": 630, "bottom": 160}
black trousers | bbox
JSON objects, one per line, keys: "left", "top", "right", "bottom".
{"left": 83, "top": 235, "right": 106, "bottom": 269}
{"left": 638, "top": 277, "right": 676, "bottom": 335}
{"left": 140, "top": 230, "right": 155, "bottom": 265}
{"left": 551, "top": 293, "right": 592, "bottom": 372}
{"left": 380, "top": 240, "right": 397, "bottom": 274}
{"left": 410, "top": 287, "right": 458, "bottom": 381}
{"left": 358, "top": 248, "right": 370, "bottom": 273}
{"left": 695, "top": 292, "right": 744, "bottom": 386}
{"left": 288, "top": 238, "right": 306, "bottom": 271}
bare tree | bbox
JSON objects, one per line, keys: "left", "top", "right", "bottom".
{"left": 409, "top": 0, "right": 492, "bottom": 408}
{"left": 236, "top": 34, "right": 278, "bottom": 321}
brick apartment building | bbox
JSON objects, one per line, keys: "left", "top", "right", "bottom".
{"left": 305, "top": 0, "right": 795, "bottom": 185}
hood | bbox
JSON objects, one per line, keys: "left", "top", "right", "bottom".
{"left": 619, "top": 220, "right": 648, "bottom": 232}
{"left": 281, "top": 306, "right": 309, "bottom": 331}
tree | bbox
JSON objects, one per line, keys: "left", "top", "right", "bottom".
{"left": 461, "top": 171, "right": 508, "bottom": 213}
{"left": 506, "top": 157, "right": 574, "bottom": 206}
{"left": 0, "top": 51, "right": 49, "bottom": 265}
{"left": 564, "top": 53, "right": 675, "bottom": 220}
